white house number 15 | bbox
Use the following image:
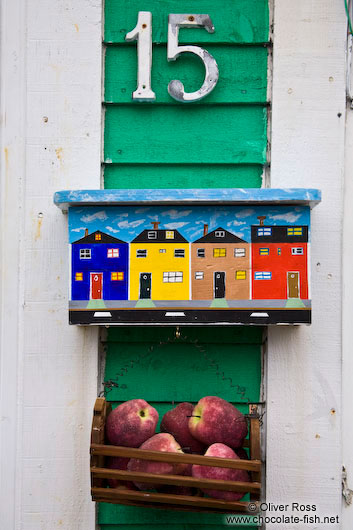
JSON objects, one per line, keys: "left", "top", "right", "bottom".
{"left": 126, "top": 12, "right": 219, "bottom": 103}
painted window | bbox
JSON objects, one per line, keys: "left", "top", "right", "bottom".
{"left": 107, "top": 248, "right": 119, "bottom": 258}
{"left": 215, "top": 230, "right": 225, "bottom": 238}
{"left": 213, "top": 248, "right": 226, "bottom": 257}
{"left": 234, "top": 248, "right": 246, "bottom": 257}
{"left": 111, "top": 272, "right": 124, "bottom": 281}
{"left": 159, "top": 249, "right": 166, "bottom": 253}
{"left": 236, "top": 270, "right": 246, "bottom": 280}
{"left": 254, "top": 271, "right": 272, "bottom": 280}
{"left": 75, "top": 272, "right": 83, "bottom": 281}
{"left": 95, "top": 233, "right": 102, "bottom": 240}
{"left": 165, "top": 231, "right": 174, "bottom": 239}
{"left": 257, "top": 227, "right": 272, "bottom": 236}
{"left": 195, "top": 271, "right": 204, "bottom": 280}
{"left": 197, "top": 248, "right": 205, "bottom": 257}
{"left": 174, "top": 249, "right": 185, "bottom": 258}
{"left": 80, "top": 249, "right": 91, "bottom": 259}
{"left": 287, "top": 227, "right": 303, "bottom": 236}
{"left": 148, "top": 231, "right": 157, "bottom": 239}
{"left": 292, "top": 247, "right": 304, "bottom": 255}
{"left": 163, "top": 271, "right": 183, "bottom": 283}
{"left": 277, "top": 248, "right": 282, "bottom": 255}
{"left": 259, "top": 248, "right": 269, "bottom": 255}
{"left": 136, "top": 249, "right": 147, "bottom": 258}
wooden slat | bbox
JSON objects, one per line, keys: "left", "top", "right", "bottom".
{"left": 104, "top": 0, "right": 269, "bottom": 44}
{"left": 91, "top": 467, "right": 261, "bottom": 493}
{"left": 249, "top": 404, "right": 261, "bottom": 501}
{"left": 104, "top": 105, "right": 267, "bottom": 165}
{"left": 104, "top": 163, "right": 264, "bottom": 190}
{"left": 92, "top": 487, "right": 256, "bottom": 513}
{"left": 91, "top": 443, "right": 261, "bottom": 472}
{"left": 105, "top": 45, "right": 268, "bottom": 105}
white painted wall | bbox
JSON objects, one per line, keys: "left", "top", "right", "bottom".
{"left": 268, "top": 1, "right": 347, "bottom": 528}
{"left": 0, "top": 1, "right": 102, "bottom": 529}
{"left": 0, "top": 1, "right": 351, "bottom": 529}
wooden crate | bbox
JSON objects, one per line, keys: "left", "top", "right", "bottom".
{"left": 90, "top": 397, "right": 261, "bottom": 514}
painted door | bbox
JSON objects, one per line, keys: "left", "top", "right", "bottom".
{"left": 288, "top": 272, "right": 300, "bottom": 298}
{"left": 91, "top": 273, "right": 103, "bottom": 299}
{"left": 140, "top": 273, "right": 151, "bottom": 299}
{"left": 214, "top": 271, "right": 225, "bottom": 298}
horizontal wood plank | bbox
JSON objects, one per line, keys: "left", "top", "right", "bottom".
{"left": 104, "top": 105, "right": 267, "bottom": 164}
{"left": 105, "top": 45, "right": 268, "bottom": 104}
{"left": 92, "top": 486, "right": 255, "bottom": 512}
{"left": 103, "top": 163, "right": 264, "bottom": 189}
{"left": 91, "top": 467, "right": 260, "bottom": 493}
{"left": 91, "top": 444, "right": 261, "bottom": 471}
{"left": 104, "top": 0, "right": 269, "bottom": 44}
{"left": 105, "top": 326, "right": 264, "bottom": 344}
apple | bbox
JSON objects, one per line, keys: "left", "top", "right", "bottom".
{"left": 188, "top": 396, "right": 248, "bottom": 448}
{"left": 192, "top": 443, "right": 250, "bottom": 501}
{"left": 106, "top": 399, "right": 159, "bottom": 447}
{"left": 160, "top": 402, "right": 206, "bottom": 454}
{"left": 127, "top": 433, "right": 187, "bottom": 490}
{"left": 156, "top": 463, "right": 197, "bottom": 496}
{"left": 107, "top": 457, "right": 135, "bottom": 490}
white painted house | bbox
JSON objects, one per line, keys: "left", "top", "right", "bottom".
{"left": 0, "top": 1, "right": 352, "bottom": 529}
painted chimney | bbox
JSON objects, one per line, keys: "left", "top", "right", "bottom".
{"left": 257, "top": 216, "right": 266, "bottom": 226}
{"left": 203, "top": 223, "right": 208, "bottom": 236}
{"left": 85, "top": 228, "right": 89, "bottom": 237}
{"left": 151, "top": 221, "right": 160, "bottom": 230}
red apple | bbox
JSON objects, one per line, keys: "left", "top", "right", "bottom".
{"left": 192, "top": 443, "right": 250, "bottom": 501}
{"left": 127, "top": 433, "right": 187, "bottom": 490}
{"left": 106, "top": 399, "right": 159, "bottom": 447}
{"left": 188, "top": 396, "right": 248, "bottom": 448}
{"left": 107, "top": 457, "right": 135, "bottom": 490}
{"left": 160, "top": 402, "right": 206, "bottom": 454}
{"left": 156, "top": 463, "right": 196, "bottom": 496}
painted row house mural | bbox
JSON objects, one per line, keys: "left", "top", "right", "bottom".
{"left": 71, "top": 229, "right": 129, "bottom": 301}
{"left": 70, "top": 216, "right": 309, "bottom": 303}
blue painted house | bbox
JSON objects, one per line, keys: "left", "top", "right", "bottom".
{"left": 71, "top": 229, "right": 128, "bottom": 301}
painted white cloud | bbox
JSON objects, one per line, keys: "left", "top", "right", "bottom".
{"left": 81, "top": 210, "right": 108, "bottom": 223}
{"left": 162, "top": 209, "right": 192, "bottom": 219}
{"left": 71, "top": 227, "right": 86, "bottom": 233}
{"left": 135, "top": 207, "right": 150, "bottom": 214}
{"left": 235, "top": 208, "right": 255, "bottom": 218}
{"left": 164, "top": 222, "right": 188, "bottom": 229}
{"left": 118, "top": 219, "right": 145, "bottom": 229}
{"left": 227, "top": 220, "right": 246, "bottom": 227}
{"left": 268, "top": 212, "right": 301, "bottom": 223}
{"left": 106, "top": 225, "right": 119, "bottom": 233}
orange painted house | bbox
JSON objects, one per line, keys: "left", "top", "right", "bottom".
{"left": 251, "top": 218, "right": 309, "bottom": 300}
{"left": 191, "top": 225, "right": 250, "bottom": 300}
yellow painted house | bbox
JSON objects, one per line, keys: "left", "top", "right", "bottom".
{"left": 130, "top": 223, "right": 190, "bottom": 300}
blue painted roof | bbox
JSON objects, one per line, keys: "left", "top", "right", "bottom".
{"left": 54, "top": 188, "right": 321, "bottom": 212}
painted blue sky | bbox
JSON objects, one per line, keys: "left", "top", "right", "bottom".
{"left": 68, "top": 205, "right": 311, "bottom": 244}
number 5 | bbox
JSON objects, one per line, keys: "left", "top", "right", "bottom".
{"left": 167, "top": 14, "right": 219, "bottom": 102}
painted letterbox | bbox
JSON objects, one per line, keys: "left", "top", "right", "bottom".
{"left": 54, "top": 188, "right": 321, "bottom": 325}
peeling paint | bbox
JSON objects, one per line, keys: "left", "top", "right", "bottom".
{"left": 74, "top": 24, "right": 79, "bottom": 32}
{"left": 55, "top": 147, "right": 64, "bottom": 165}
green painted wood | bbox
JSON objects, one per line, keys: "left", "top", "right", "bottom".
{"left": 104, "top": 0, "right": 269, "bottom": 44}
{"left": 99, "top": 517, "right": 257, "bottom": 528}
{"left": 105, "top": 45, "right": 268, "bottom": 104}
{"left": 104, "top": 106, "right": 267, "bottom": 165}
{"left": 104, "top": 164, "right": 263, "bottom": 190}
{"left": 104, "top": 342, "right": 261, "bottom": 404}
{"left": 105, "top": 327, "right": 264, "bottom": 344}
{"left": 101, "top": 0, "right": 267, "bottom": 527}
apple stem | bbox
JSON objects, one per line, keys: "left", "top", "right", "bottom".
{"left": 187, "top": 415, "right": 201, "bottom": 418}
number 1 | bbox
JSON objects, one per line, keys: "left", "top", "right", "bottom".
{"left": 125, "top": 11, "right": 156, "bottom": 101}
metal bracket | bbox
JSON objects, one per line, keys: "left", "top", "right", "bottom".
{"left": 342, "top": 466, "right": 353, "bottom": 505}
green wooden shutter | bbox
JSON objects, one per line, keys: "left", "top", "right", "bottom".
{"left": 101, "top": 1, "right": 269, "bottom": 528}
